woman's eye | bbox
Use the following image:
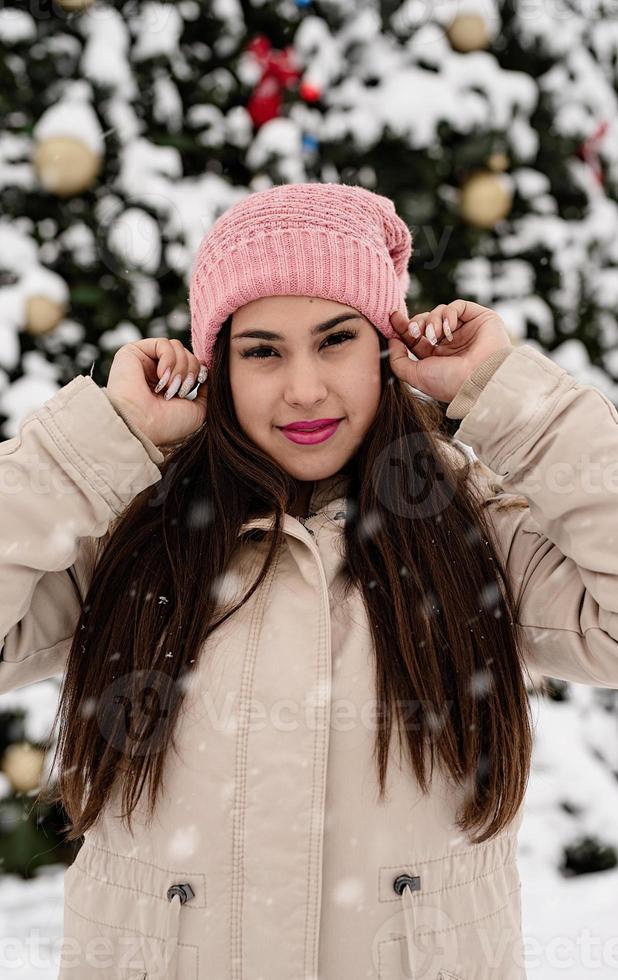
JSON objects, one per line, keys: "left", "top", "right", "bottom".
{"left": 241, "top": 329, "right": 357, "bottom": 359}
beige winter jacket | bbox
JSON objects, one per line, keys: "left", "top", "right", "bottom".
{"left": 1, "top": 343, "right": 617, "bottom": 980}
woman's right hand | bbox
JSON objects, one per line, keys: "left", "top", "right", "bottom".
{"left": 106, "top": 338, "right": 208, "bottom": 448}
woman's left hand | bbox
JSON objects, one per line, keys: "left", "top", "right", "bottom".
{"left": 387, "top": 299, "right": 514, "bottom": 404}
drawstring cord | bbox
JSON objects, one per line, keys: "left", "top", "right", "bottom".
{"left": 164, "top": 883, "right": 194, "bottom": 980}
{"left": 401, "top": 879, "right": 418, "bottom": 978}
{"left": 164, "top": 893, "right": 181, "bottom": 980}
{"left": 393, "top": 873, "right": 421, "bottom": 980}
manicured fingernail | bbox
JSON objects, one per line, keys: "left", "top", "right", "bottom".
{"left": 426, "top": 323, "right": 437, "bottom": 346}
{"left": 155, "top": 368, "right": 171, "bottom": 393}
{"left": 443, "top": 319, "right": 453, "bottom": 342}
{"left": 164, "top": 374, "right": 182, "bottom": 400}
{"left": 178, "top": 373, "right": 195, "bottom": 398}
{"left": 197, "top": 365, "right": 208, "bottom": 384}
{"left": 409, "top": 321, "right": 421, "bottom": 338}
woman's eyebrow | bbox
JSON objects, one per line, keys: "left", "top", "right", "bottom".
{"left": 231, "top": 313, "right": 362, "bottom": 342}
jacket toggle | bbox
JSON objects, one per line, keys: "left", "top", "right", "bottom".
{"left": 393, "top": 873, "right": 421, "bottom": 979}
{"left": 164, "top": 882, "right": 195, "bottom": 980}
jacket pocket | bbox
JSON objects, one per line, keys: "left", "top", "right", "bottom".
{"left": 377, "top": 895, "right": 525, "bottom": 980}
{"left": 375, "top": 833, "right": 526, "bottom": 980}
{"left": 59, "top": 841, "right": 202, "bottom": 980}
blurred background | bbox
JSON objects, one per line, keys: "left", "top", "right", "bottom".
{"left": 0, "top": 0, "right": 617, "bottom": 976}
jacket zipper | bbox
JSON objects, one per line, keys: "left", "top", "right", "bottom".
{"left": 297, "top": 512, "right": 317, "bottom": 535}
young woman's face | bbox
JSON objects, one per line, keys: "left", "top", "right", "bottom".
{"left": 229, "top": 296, "right": 382, "bottom": 485}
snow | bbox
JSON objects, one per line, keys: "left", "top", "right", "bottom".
{"left": 20, "top": 267, "right": 69, "bottom": 308}
{"left": 79, "top": 6, "right": 136, "bottom": 97}
{"left": 98, "top": 321, "right": 142, "bottom": 350}
{"left": 0, "top": 368, "right": 61, "bottom": 437}
{"left": 32, "top": 89, "right": 105, "bottom": 156}
{"left": 0, "top": 133, "right": 35, "bottom": 191}
{"left": 152, "top": 74, "right": 183, "bottom": 132}
{"left": 0, "top": 8, "right": 35, "bottom": 44}
{"left": 106, "top": 207, "right": 162, "bottom": 275}
{"left": 57, "top": 222, "right": 97, "bottom": 267}
{"left": 129, "top": 2, "right": 184, "bottom": 62}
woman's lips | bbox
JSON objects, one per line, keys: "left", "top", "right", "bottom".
{"left": 278, "top": 420, "right": 342, "bottom": 445}
{"left": 280, "top": 418, "right": 341, "bottom": 431}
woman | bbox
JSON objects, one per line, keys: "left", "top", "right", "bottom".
{"left": 1, "top": 182, "right": 617, "bottom": 980}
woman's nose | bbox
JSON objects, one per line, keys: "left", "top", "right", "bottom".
{"left": 282, "top": 360, "right": 329, "bottom": 404}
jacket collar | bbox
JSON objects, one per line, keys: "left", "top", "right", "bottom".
{"left": 238, "top": 470, "right": 351, "bottom": 537}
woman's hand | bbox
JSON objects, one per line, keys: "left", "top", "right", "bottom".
{"left": 106, "top": 338, "right": 208, "bottom": 448}
{"left": 387, "top": 299, "right": 514, "bottom": 404}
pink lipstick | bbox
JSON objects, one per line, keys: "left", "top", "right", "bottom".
{"left": 278, "top": 420, "right": 342, "bottom": 445}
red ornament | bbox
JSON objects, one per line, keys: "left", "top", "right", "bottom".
{"left": 247, "top": 76, "right": 283, "bottom": 127}
{"left": 299, "top": 80, "right": 321, "bottom": 103}
{"left": 575, "top": 119, "right": 609, "bottom": 187}
{"left": 245, "top": 34, "right": 272, "bottom": 68}
{"left": 269, "top": 47, "right": 303, "bottom": 88}
{"left": 244, "top": 34, "right": 305, "bottom": 127}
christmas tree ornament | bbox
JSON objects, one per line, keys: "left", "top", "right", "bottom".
{"left": 21, "top": 267, "right": 70, "bottom": 335}
{"left": 1, "top": 742, "right": 46, "bottom": 794}
{"left": 459, "top": 170, "right": 513, "bottom": 229}
{"left": 247, "top": 76, "right": 283, "bottom": 127}
{"left": 33, "top": 136, "right": 101, "bottom": 198}
{"left": 268, "top": 46, "right": 302, "bottom": 90}
{"left": 302, "top": 133, "right": 320, "bottom": 154}
{"left": 446, "top": 13, "right": 491, "bottom": 52}
{"left": 575, "top": 120, "right": 608, "bottom": 188}
{"left": 244, "top": 34, "right": 303, "bottom": 128}
{"left": 56, "top": 0, "right": 95, "bottom": 9}
{"left": 299, "top": 80, "right": 321, "bottom": 103}
{"left": 25, "top": 295, "right": 67, "bottom": 335}
{"left": 33, "top": 95, "right": 104, "bottom": 198}
{"left": 245, "top": 34, "right": 272, "bottom": 70}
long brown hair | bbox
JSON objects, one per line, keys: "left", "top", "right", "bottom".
{"left": 43, "top": 314, "right": 535, "bottom": 845}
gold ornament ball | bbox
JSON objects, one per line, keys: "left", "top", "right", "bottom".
{"left": 33, "top": 136, "right": 101, "bottom": 198}
{"left": 446, "top": 13, "right": 491, "bottom": 52}
{"left": 56, "top": 0, "right": 95, "bottom": 10}
{"left": 25, "top": 295, "right": 67, "bottom": 335}
{"left": 2, "top": 742, "right": 46, "bottom": 794}
{"left": 459, "top": 171, "right": 513, "bottom": 229}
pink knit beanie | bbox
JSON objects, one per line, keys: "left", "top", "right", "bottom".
{"left": 189, "top": 182, "right": 413, "bottom": 370}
